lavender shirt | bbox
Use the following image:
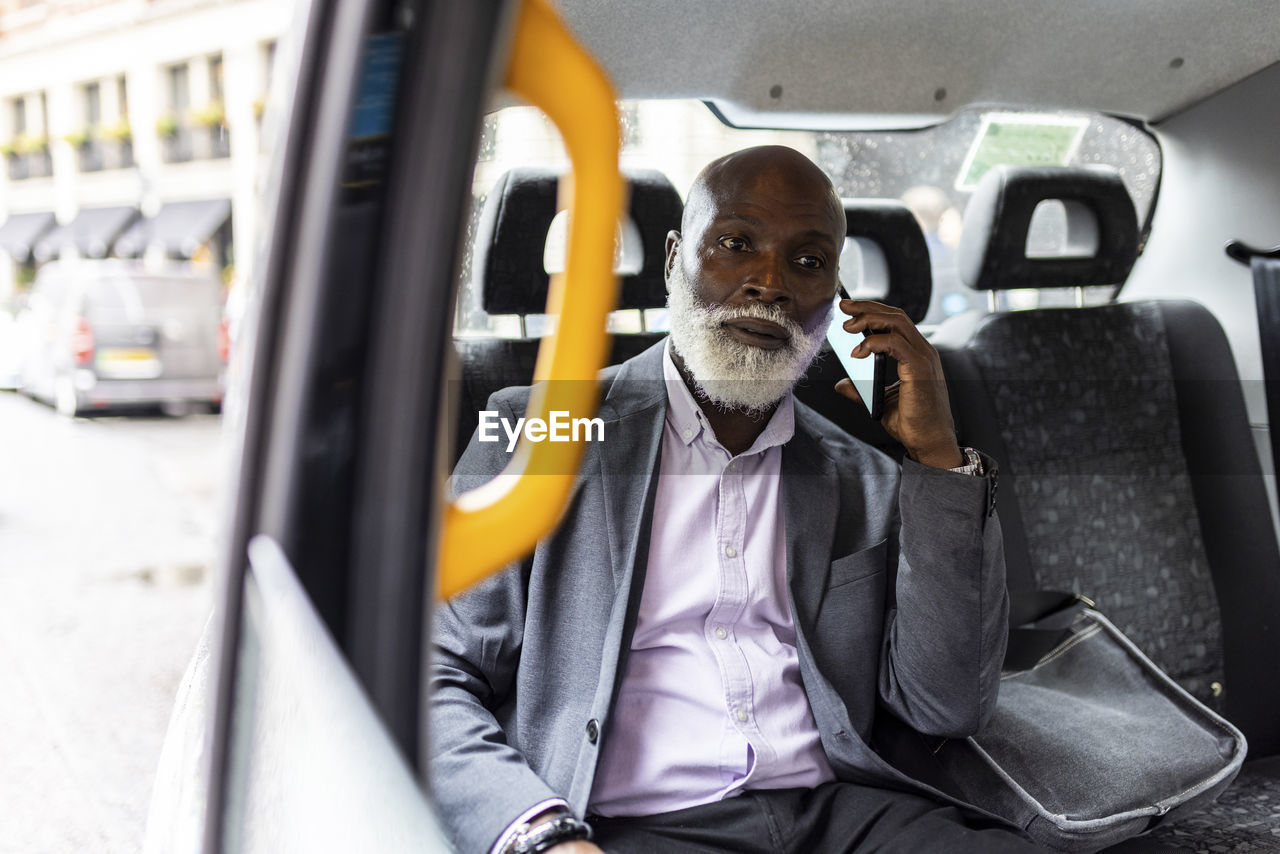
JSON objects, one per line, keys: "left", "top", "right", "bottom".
{"left": 587, "top": 343, "right": 836, "bottom": 817}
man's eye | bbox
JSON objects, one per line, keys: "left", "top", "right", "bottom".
{"left": 719, "top": 236, "right": 748, "bottom": 251}
{"left": 796, "top": 255, "right": 824, "bottom": 269}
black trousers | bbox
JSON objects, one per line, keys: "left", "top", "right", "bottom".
{"left": 588, "top": 782, "right": 1045, "bottom": 854}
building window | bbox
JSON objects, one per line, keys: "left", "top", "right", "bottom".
{"left": 160, "top": 63, "right": 193, "bottom": 163}
{"left": 209, "top": 54, "right": 224, "bottom": 103}
{"left": 168, "top": 63, "right": 191, "bottom": 113}
{"left": 199, "top": 54, "right": 229, "bottom": 159}
{"left": 85, "top": 82, "right": 101, "bottom": 125}
{"left": 3, "top": 93, "right": 51, "bottom": 181}
{"left": 254, "top": 40, "right": 278, "bottom": 124}
{"left": 85, "top": 75, "right": 136, "bottom": 171}
{"left": 12, "top": 96, "right": 26, "bottom": 135}
{"left": 75, "top": 82, "right": 105, "bottom": 172}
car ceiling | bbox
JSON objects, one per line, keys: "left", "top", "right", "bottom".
{"left": 555, "top": 0, "right": 1280, "bottom": 128}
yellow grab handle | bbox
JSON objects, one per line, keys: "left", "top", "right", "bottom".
{"left": 436, "top": 0, "right": 623, "bottom": 599}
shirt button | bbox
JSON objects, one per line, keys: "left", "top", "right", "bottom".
{"left": 715, "top": 626, "right": 727, "bottom": 639}
{"left": 586, "top": 719, "right": 599, "bottom": 743}
{"left": 736, "top": 709, "right": 749, "bottom": 723}
{"left": 683, "top": 427, "right": 693, "bottom": 439}
{"left": 724, "top": 545, "right": 736, "bottom": 558}
{"left": 728, "top": 461, "right": 738, "bottom": 472}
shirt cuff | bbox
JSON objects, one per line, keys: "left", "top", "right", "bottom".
{"left": 490, "top": 798, "right": 570, "bottom": 854}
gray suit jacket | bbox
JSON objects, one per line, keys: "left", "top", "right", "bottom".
{"left": 430, "top": 340, "right": 1007, "bottom": 854}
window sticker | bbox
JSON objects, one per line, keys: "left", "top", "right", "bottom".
{"left": 342, "top": 32, "right": 403, "bottom": 189}
{"left": 349, "top": 32, "right": 402, "bottom": 141}
{"left": 954, "top": 113, "right": 1089, "bottom": 190}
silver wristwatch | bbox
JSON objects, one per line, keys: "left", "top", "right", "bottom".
{"left": 508, "top": 813, "right": 593, "bottom": 854}
{"left": 948, "top": 446, "right": 985, "bottom": 477}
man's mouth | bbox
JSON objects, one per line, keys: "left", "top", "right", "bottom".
{"left": 722, "top": 317, "right": 790, "bottom": 350}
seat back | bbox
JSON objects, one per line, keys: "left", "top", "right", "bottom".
{"left": 452, "top": 167, "right": 681, "bottom": 463}
{"left": 794, "top": 199, "right": 933, "bottom": 459}
{"left": 933, "top": 165, "right": 1280, "bottom": 756}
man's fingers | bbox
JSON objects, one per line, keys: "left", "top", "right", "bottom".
{"left": 850, "top": 332, "right": 947, "bottom": 386}
{"left": 839, "top": 300, "right": 946, "bottom": 384}
{"left": 840, "top": 298, "right": 905, "bottom": 315}
{"left": 839, "top": 303, "right": 911, "bottom": 327}
{"left": 839, "top": 299, "right": 909, "bottom": 322}
{"left": 850, "top": 329, "right": 911, "bottom": 362}
{"left": 836, "top": 376, "right": 899, "bottom": 419}
{"left": 841, "top": 314, "right": 924, "bottom": 350}
{"left": 833, "top": 377, "right": 863, "bottom": 405}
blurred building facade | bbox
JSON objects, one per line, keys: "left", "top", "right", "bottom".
{"left": 0, "top": 0, "right": 290, "bottom": 305}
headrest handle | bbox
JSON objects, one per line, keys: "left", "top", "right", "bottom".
{"left": 958, "top": 165, "right": 1139, "bottom": 291}
{"left": 474, "top": 168, "right": 682, "bottom": 316}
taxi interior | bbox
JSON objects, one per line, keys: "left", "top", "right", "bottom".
{"left": 151, "top": 0, "right": 1280, "bottom": 852}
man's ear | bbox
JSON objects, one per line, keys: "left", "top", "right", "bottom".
{"left": 664, "top": 230, "right": 681, "bottom": 291}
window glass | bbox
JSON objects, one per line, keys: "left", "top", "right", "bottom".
{"left": 210, "top": 54, "right": 225, "bottom": 103}
{"left": 168, "top": 64, "right": 190, "bottom": 113}
{"left": 262, "top": 40, "right": 278, "bottom": 92}
{"left": 87, "top": 276, "right": 190, "bottom": 307}
{"left": 84, "top": 82, "right": 101, "bottom": 126}
{"left": 456, "top": 101, "right": 1160, "bottom": 335}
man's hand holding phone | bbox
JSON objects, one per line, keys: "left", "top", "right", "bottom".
{"left": 827, "top": 297, "right": 964, "bottom": 470}
{"left": 825, "top": 292, "right": 889, "bottom": 421}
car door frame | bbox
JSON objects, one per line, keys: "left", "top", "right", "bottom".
{"left": 202, "top": 0, "right": 514, "bottom": 848}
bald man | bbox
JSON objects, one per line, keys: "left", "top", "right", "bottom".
{"left": 431, "top": 146, "right": 1036, "bottom": 853}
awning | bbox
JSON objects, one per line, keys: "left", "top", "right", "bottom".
{"left": 114, "top": 199, "right": 232, "bottom": 259}
{"left": 0, "top": 212, "right": 56, "bottom": 263}
{"left": 33, "top": 206, "right": 138, "bottom": 262}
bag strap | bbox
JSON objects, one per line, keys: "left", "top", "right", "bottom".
{"left": 1005, "top": 589, "right": 1092, "bottom": 672}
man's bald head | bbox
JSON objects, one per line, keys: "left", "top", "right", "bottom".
{"left": 680, "top": 145, "right": 846, "bottom": 251}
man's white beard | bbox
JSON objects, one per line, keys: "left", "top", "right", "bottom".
{"left": 666, "top": 260, "right": 831, "bottom": 417}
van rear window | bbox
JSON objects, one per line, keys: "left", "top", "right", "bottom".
{"left": 86, "top": 275, "right": 219, "bottom": 318}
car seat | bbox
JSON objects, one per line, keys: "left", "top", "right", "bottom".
{"left": 931, "top": 165, "right": 1280, "bottom": 851}
{"left": 451, "top": 167, "right": 681, "bottom": 463}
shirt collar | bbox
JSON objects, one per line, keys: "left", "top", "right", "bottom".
{"left": 661, "top": 340, "right": 795, "bottom": 454}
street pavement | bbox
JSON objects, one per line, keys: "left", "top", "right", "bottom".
{"left": 0, "top": 391, "right": 222, "bottom": 853}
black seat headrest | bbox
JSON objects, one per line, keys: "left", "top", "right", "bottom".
{"left": 474, "top": 167, "right": 682, "bottom": 316}
{"left": 843, "top": 199, "right": 933, "bottom": 324}
{"left": 958, "top": 165, "right": 1139, "bottom": 291}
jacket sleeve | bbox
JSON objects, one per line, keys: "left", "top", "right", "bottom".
{"left": 878, "top": 453, "right": 1008, "bottom": 738}
{"left": 428, "top": 391, "right": 561, "bottom": 854}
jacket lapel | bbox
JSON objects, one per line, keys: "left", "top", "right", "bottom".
{"left": 783, "top": 416, "right": 841, "bottom": 630}
{"left": 597, "top": 342, "right": 667, "bottom": 590}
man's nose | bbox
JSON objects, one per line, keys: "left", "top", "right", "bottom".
{"left": 742, "top": 253, "right": 791, "bottom": 303}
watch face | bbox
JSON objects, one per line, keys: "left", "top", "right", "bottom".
{"left": 952, "top": 448, "right": 982, "bottom": 475}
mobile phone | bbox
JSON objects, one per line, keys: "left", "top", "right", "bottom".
{"left": 825, "top": 290, "right": 887, "bottom": 421}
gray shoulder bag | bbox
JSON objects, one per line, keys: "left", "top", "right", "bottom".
{"left": 887, "top": 591, "right": 1247, "bottom": 852}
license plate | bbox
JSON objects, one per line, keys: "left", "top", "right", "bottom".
{"left": 96, "top": 347, "right": 162, "bottom": 378}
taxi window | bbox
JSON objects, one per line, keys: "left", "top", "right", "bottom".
{"left": 456, "top": 101, "right": 1160, "bottom": 334}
